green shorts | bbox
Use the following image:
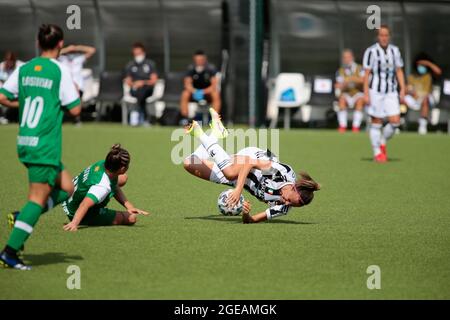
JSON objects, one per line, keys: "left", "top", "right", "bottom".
{"left": 24, "top": 162, "right": 64, "bottom": 187}
{"left": 68, "top": 207, "right": 117, "bottom": 226}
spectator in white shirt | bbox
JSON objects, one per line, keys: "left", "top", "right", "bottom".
{"left": 0, "top": 51, "right": 24, "bottom": 124}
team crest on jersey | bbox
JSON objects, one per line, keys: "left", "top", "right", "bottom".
{"left": 94, "top": 166, "right": 100, "bottom": 172}
{"left": 34, "top": 65, "right": 42, "bottom": 72}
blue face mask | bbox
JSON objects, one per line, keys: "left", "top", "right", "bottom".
{"left": 417, "top": 65, "right": 427, "bottom": 75}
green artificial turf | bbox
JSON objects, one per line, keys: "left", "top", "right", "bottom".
{"left": 0, "top": 124, "right": 449, "bottom": 299}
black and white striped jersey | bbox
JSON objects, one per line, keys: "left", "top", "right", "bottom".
{"left": 243, "top": 161, "right": 296, "bottom": 219}
{"left": 363, "top": 43, "right": 404, "bottom": 94}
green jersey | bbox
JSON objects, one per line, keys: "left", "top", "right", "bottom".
{"left": 0, "top": 57, "right": 80, "bottom": 166}
{"left": 62, "top": 160, "right": 118, "bottom": 216}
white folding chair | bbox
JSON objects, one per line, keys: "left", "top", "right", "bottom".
{"left": 122, "top": 79, "right": 165, "bottom": 125}
{"left": 269, "top": 73, "right": 311, "bottom": 129}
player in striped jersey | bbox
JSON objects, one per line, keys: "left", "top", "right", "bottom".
{"left": 362, "top": 25, "right": 406, "bottom": 163}
{"left": 184, "top": 108, "right": 320, "bottom": 224}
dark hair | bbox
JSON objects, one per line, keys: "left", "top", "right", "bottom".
{"left": 105, "top": 144, "right": 130, "bottom": 172}
{"left": 412, "top": 51, "right": 433, "bottom": 75}
{"left": 38, "top": 24, "right": 64, "bottom": 51}
{"left": 194, "top": 49, "right": 206, "bottom": 56}
{"left": 132, "top": 42, "right": 146, "bottom": 51}
{"left": 3, "top": 51, "right": 17, "bottom": 71}
{"left": 295, "top": 171, "right": 320, "bottom": 206}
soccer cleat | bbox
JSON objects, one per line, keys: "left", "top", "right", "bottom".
{"left": 0, "top": 251, "right": 31, "bottom": 270}
{"left": 185, "top": 120, "right": 204, "bottom": 138}
{"left": 352, "top": 126, "right": 360, "bottom": 133}
{"left": 7, "top": 211, "right": 19, "bottom": 230}
{"left": 380, "top": 144, "right": 387, "bottom": 158}
{"left": 209, "top": 108, "right": 229, "bottom": 139}
{"left": 374, "top": 153, "right": 387, "bottom": 163}
{"left": 338, "top": 126, "right": 346, "bottom": 133}
{"left": 7, "top": 211, "right": 25, "bottom": 252}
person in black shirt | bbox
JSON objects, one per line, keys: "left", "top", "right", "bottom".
{"left": 124, "top": 42, "right": 158, "bottom": 125}
{"left": 180, "top": 50, "right": 221, "bottom": 123}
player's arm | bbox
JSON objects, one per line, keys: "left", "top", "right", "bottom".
{"left": 202, "top": 75, "right": 218, "bottom": 94}
{"left": 363, "top": 69, "right": 371, "bottom": 105}
{"left": 417, "top": 59, "right": 442, "bottom": 77}
{"left": 227, "top": 159, "right": 271, "bottom": 207}
{"left": 146, "top": 72, "right": 158, "bottom": 87}
{"left": 244, "top": 204, "right": 290, "bottom": 224}
{"left": 0, "top": 93, "right": 18, "bottom": 108}
{"left": 0, "top": 67, "right": 19, "bottom": 107}
{"left": 396, "top": 67, "right": 406, "bottom": 102}
{"left": 63, "top": 197, "right": 95, "bottom": 231}
{"left": 184, "top": 76, "right": 195, "bottom": 93}
{"left": 68, "top": 105, "right": 81, "bottom": 117}
{"left": 243, "top": 211, "right": 268, "bottom": 224}
{"left": 114, "top": 186, "right": 149, "bottom": 215}
{"left": 60, "top": 65, "right": 81, "bottom": 117}
{"left": 77, "top": 45, "right": 96, "bottom": 59}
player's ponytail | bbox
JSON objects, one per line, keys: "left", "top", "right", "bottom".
{"left": 295, "top": 171, "right": 320, "bottom": 206}
{"left": 38, "top": 24, "right": 64, "bottom": 51}
{"left": 105, "top": 144, "right": 130, "bottom": 172}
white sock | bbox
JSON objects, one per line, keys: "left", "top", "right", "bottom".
{"left": 337, "top": 110, "right": 347, "bottom": 128}
{"left": 198, "top": 132, "right": 231, "bottom": 170}
{"left": 184, "top": 144, "right": 210, "bottom": 165}
{"left": 383, "top": 123, "right": 398, "bottom": 143}
{"left": 370, "top": 123, "right": 382, "bottom": 156}
{"left": 352, "top": 110, "right": 363, "bottom": 128}
{"left": 419, "top": 118, "right": 428, "bottom": 129}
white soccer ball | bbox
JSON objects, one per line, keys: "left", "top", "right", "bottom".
{"left": 217, "top": 189, "right": 244, "bottom": 216}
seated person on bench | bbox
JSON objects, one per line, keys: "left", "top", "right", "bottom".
{"left": 179, "top": 50, "right": 221, "bottom": 125}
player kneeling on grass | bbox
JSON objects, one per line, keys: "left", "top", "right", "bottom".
{"left": 62, "top": 144, "right": 149, "bottom": 231}
{"left": 184, "top": 108, "right": 320, "bottom": 224}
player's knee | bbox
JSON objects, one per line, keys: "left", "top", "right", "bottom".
{"left": 118, "top": 174, "right": 128, "bottom": 187}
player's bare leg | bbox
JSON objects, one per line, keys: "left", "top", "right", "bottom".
{"left": 419, "top": 98, "right": 429, "bottom": 135}
{"left": 370, "top": 116, "right": 386, "bottom": 163}
{"left": 337, "top": 95, "right": 348, "bottom": 132}
{"left": 380, "top": 114, "right": 401, "bottom": 160}
{"left": 352, "top": 98, "right": 365, "bottom": 132}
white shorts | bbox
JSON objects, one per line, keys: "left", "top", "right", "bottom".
{"left": 342, "top": 92, "right": 364, "bottom": 108}
{"left": 235, "top": 147, "right": 279, "bottom": 162}
{"left": 368, "top": 90, "right": 400, "bottom": 118}
{"left": 209, "top": 147, "right": 278, "bottom": 184}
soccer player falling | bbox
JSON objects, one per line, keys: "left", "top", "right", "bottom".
{"left": 0, "top": 24, "right": 81, "bottom": 270}
{"left": 184, "top": 108, "right": 320, "bottom": 224}
{"left": 62, "top": 144, "right": 149, "bottom": 232}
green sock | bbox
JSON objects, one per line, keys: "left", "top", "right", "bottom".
{"left": 42, "top": 189, "right": 69, "bottom": 214}
{"left": 7, "top": 201, "right": 43, "bottom": 251}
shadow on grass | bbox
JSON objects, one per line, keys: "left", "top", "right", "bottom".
{"left": 24, "top": 252, "right": 83, "bottom": 266}
{"left": 361, "top": 157, "right": 402, "bottom": 162}
{"left": 184, "top": 215, "right": 316, "bottom": 225}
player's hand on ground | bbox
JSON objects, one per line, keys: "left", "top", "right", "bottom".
{"left": 127, "top": 207, "right": 150, "bottom": 216}
{"left": 63, "top": 221, "right": 79, "bottom": 232}
{"left": 242, "top": 201, "right": 251, "bottom": 214}
{"left": 227, "top": 189, "right": 241, "bottom": 208}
